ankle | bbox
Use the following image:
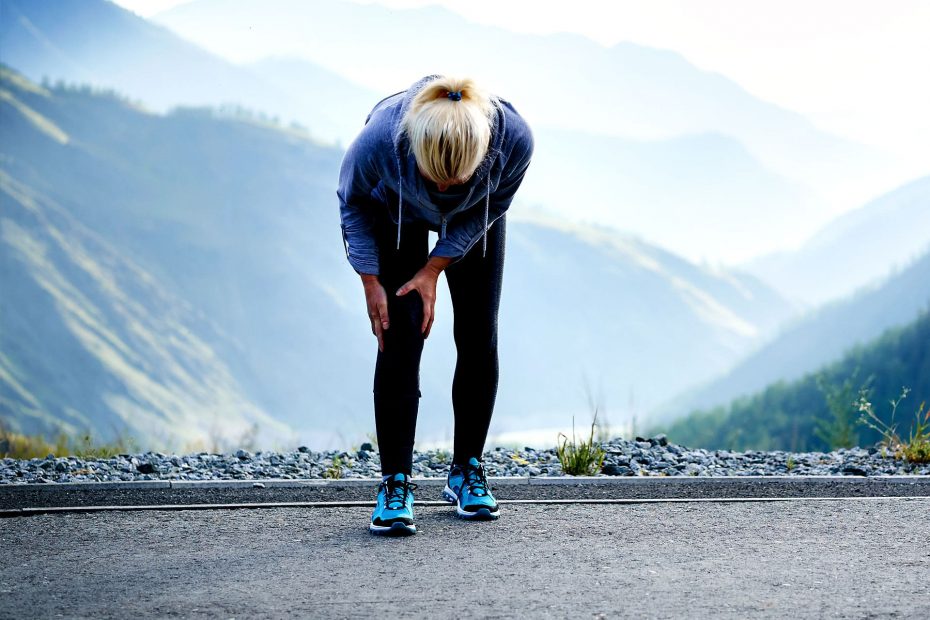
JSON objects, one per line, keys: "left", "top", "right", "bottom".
{"left": 381, "top": 473, "right": 412, "bottom": 485}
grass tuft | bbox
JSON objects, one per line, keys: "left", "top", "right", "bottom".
{"left": 857, "top": 386, "right": 930, "bottom": 464}
{"left": 323, "top": 454, "right": 345, "bottom": 479}
{"left": 556, "top": 411, "right": 606, "bottom": 476}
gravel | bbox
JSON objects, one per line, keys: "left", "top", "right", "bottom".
{"left": 2, "top": 434, "right": 928, "bottom": 484}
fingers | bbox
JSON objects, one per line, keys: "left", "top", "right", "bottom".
{"left": 378, "top": 298, "right": 389, "bottom": 331}
{"left": 420, "top": 293, "right": 436, "bottom": 337}
{"left": 370, "top": 311, "right": 384, "bottom": 352}
{"left": 396, "top": 276, "right": 415, "bottom": 297}
{"left": 367, "top": 283, "right": 389, "bottom": 353}
{"left": 377, "top": 273, "right": 439, "bottom": 344}
{"left": 423, "top": 310, "right": 435, "bottom": 339}
{"left": 372, "top": 319, "right": 383, "bottom": 353}
{"left": 396, "top": 277, "right": 426, "bottom": 333}
{"left": 377, "top": 299, "right": 388, "bottom": 352}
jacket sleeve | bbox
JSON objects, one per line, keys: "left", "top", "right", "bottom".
{"left": 428, "top": 124, "right": 534, "bottom": 263}
{"left": 337, "top": 129, "right": 383, "bottom": 276}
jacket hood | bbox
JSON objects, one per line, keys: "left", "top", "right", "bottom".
{"left": 389, "top": 74, "right": 507, "bottom": 257}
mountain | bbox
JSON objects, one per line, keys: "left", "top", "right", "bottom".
{"left": 495, "top": 210, "right": 797, "bottom": 435}
{"left": 743, "top": 176, "right": 930, "bottom": 306}
{"left": 650, "top": 246, "right": 930, "bottom": 425}
{"left": 646, "top": 307, "right": 930, "bottom": 452}
{"left": 152, "top": 0, "right": 900, "bottom": 253}
{"left": 1, "top": 0, "right": 894, "bottom": 264}
{"left": 241, "top": 56, "right": 381, "bottom": 147}
{"left": 0, "top": 70, "right": 290, "bottom": 448}
{"left": 0, "top": 62, "right": 370, "bottom": 447}
{"left": 0, "top": 64, "right": 795, "bottom": 447}
{"left": 0, "top": 0, "right": 379, "bottom": 145}
{"left": 528, "top": 126, "right": 810, "bottom": 263}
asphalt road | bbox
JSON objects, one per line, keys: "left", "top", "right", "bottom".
{"left": 2, "top": 497, "right": 928, "bottom": 619}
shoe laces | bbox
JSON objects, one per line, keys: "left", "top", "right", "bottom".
{"left": 381, "top": 476, "right": 417, "bottom": 510}
{"left": 463, "top": 462, "right": 490, "bottom": 497}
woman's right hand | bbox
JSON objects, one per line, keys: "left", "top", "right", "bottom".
{"left": 361, "top": 275, "right": 389, "bottom": 352}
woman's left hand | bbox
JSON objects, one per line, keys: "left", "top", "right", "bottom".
{"left": 395, "top": 265, "right": 441, "bottom": 338}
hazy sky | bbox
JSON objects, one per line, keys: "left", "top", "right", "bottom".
{"left": 115, "top": 0, "right": 930, "bottom": 169}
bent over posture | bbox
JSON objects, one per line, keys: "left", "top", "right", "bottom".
{"left": 337, "top": 74, "right": 534, "bottom": 535}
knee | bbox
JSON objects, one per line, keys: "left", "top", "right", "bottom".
{"left": 386, "top": 292, "right": 424, "bottom": 333}
{"left": 453, "top": 319, "right": 498, "bottom": 353}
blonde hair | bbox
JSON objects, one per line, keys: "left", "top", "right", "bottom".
{"left": 402, "top": 75, "right": 498, "bottom": 185}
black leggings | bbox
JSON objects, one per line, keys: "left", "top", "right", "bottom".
{"left": 371, "top": 208, "right": 506, "bottom": 475}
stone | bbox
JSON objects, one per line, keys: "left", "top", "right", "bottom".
{"left": 683, "top": 463, "right": 704, "bottom": 475}
{"left": 843, "top": 465, "right": 869, "bottom": 476}
{"left": 602, "top": 464, "right": 634, "bottom": 476}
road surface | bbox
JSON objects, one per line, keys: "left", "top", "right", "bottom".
{"left": 1, "top": 496, "right": 928, "bottom": 618}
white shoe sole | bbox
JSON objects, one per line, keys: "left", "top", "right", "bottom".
{"left": 455, "top": 504, "right": 500, "bottom": 520}
{"left": 369, "top": 521, "right": 416, "bottom": 536}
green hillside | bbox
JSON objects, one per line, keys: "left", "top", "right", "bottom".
{"left": 0, "top": 144, "right": 295, "bottom": 454}
{"left": 0, "top": 62, "right": 344, "bottom": 447}
{"left": 648, "top": 303, "right": 930, "bottom": 452}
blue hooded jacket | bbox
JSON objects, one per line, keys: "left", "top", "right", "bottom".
{"left": 338, "top": 74, "right": 535, "bottom": 275}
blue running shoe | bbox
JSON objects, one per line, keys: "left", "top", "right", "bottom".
{"left": 441, "top": 463, "right": 465, "bottom": 504}
{"left": 369, "top": 473, "right": 417, "bottom": 536}
{"left": 447, "top": 457, "right": 499, "bottom": 520}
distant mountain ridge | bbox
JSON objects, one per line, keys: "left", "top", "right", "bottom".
{"left": 0, "top": 0, "right": 901, "bottom": 266}
{"left": 498, "top": 210, "right": 798, "bottom": 435}
{"left": 530, "top": 126, "right": 810, "bottom": 264}
{"left": 0, "top": 64, "right": 794, "bottom": 446}
{"left": 153, "top": 0, "right": 898, "bottom": 233}
{"left": 651, "top": 245, "right": 930, "bottom": 425}
{"left": 744, "top": 175, "right": 930, "bottom": 306}
{"left": 0, "top": 0, "right": 380, "bottom": 145}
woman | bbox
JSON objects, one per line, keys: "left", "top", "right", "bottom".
{"left": 337, "top": 74, "right": 534, "bottom": 536}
